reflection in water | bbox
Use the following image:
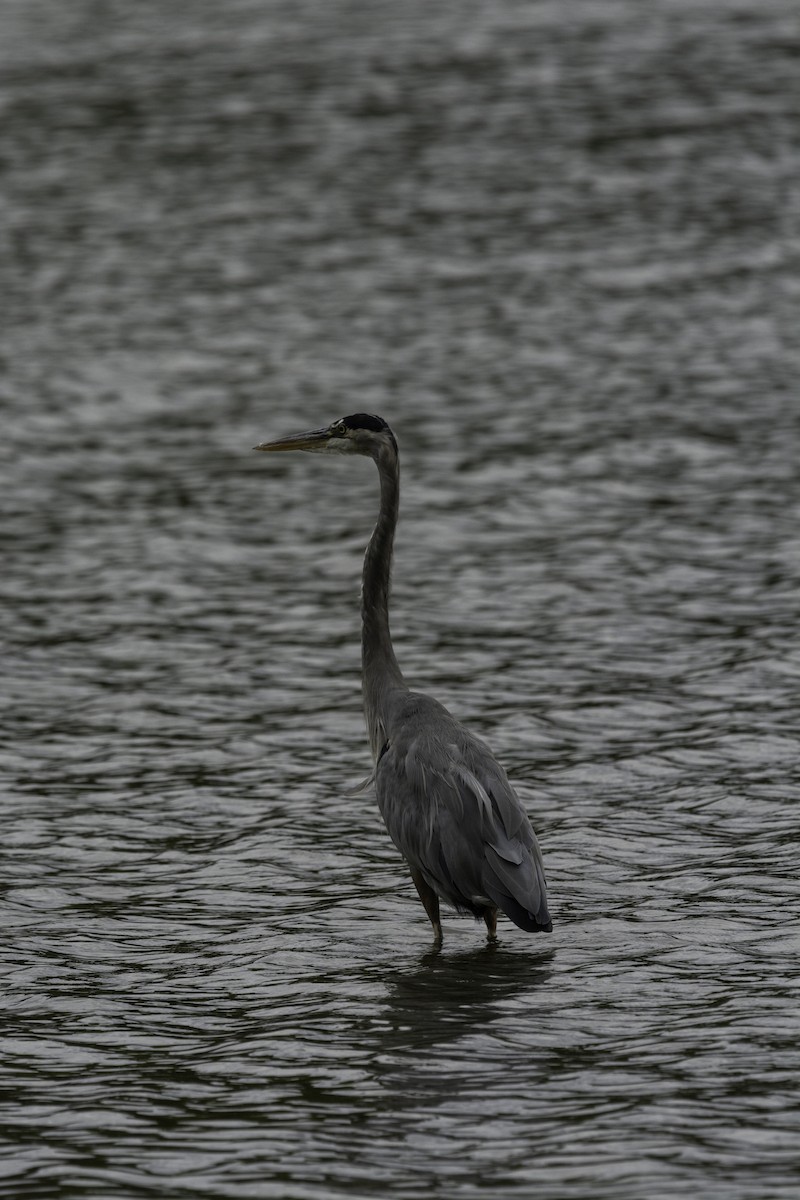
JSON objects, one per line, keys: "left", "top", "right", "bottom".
{"left": 380, "top": 944, "right": 555, "bottom": 1052}
{"left": 371, "top": 945, "right": 556, "bottom": 1107}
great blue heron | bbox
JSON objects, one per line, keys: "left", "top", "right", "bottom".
{"left": 256, "top": 413, "right": 552, "bottom": 942}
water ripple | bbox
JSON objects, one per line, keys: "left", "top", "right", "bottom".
{"left": 2, "top": 0, "right": 800, "bottom": 1197}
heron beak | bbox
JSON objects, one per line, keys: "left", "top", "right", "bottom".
{"left": 254, "top": 427, "right": 330, "bottom": 453}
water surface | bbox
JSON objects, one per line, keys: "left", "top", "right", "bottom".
{"left": 2, "top": 1, "right": 799, "bottom": 1196}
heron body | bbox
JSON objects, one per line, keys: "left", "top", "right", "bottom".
{"left": 256, "top": 413, "right": 552, "bottom": 941}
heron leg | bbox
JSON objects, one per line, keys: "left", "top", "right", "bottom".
{"left": 483, "top": 907, "right": 498, "bottom": 942}
{"left": 409, "top": 867, "right": 442, "bottom": 942}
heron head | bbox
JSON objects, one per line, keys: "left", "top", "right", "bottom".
{"left": 255, "top": 413, "right": 397, "bottom": 459}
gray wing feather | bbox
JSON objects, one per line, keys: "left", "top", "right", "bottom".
{"left": 374, "top": 695, "right": 551, "bottom": 933}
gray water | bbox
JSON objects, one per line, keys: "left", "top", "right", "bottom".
{"left": 2, "top": 1, "right": 800, "bottom": 1196}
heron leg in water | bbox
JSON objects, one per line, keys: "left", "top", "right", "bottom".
{"left": 483, "top": 907, "right": 498, "bottom": 942}
{"left": 409, "top": 867, "right": 442, "bottom": 942}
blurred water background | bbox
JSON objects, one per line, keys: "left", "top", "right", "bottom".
{"left": 2, "top": 0, "right": 800, "bottom": 1196}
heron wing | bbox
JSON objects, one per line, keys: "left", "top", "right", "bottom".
{"left": 374, "top": 700, "right": 551, "bottom": 932}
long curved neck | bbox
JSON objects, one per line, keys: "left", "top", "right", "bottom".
{"left": 362, "top": 445, "right": 406, "bottom": 756}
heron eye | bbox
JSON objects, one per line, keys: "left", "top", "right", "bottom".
{"left": 332, "top": 421, "right": 347, "bottom": 436}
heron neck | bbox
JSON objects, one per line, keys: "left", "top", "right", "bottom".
{"left": 362, "top": 446, "right": 406, "bottom": 752}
